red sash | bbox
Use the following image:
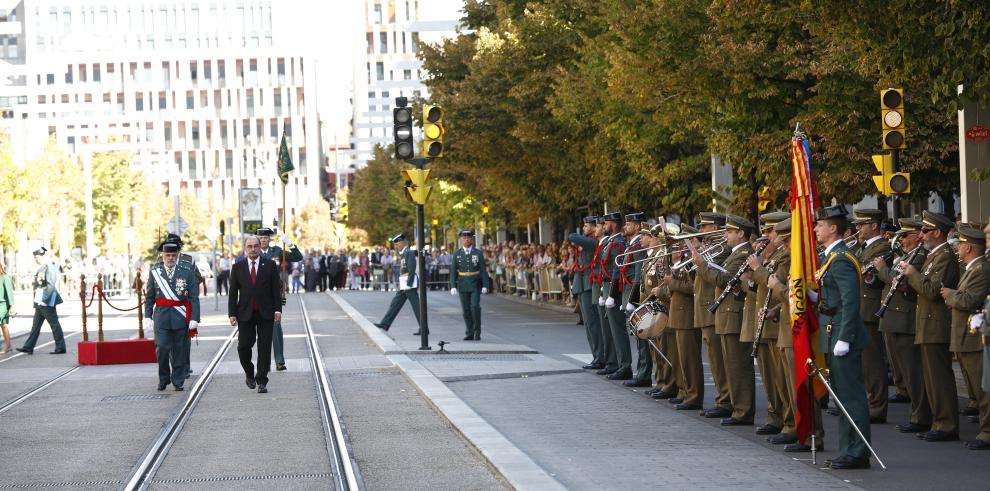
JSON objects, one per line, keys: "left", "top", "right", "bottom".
{"left": 590, "top": 240, "right": 602, "bottom": 283}
{"left": 573, "top": 234, "right": 595, "bottom": 274}
{"left": 155, "top": 298, "right": 192, "bottom": 327}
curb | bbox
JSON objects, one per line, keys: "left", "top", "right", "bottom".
{"left": 329, "top": 292, "right": 566, "bottom": 491}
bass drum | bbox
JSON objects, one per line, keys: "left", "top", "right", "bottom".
{"left": 632, "top": 302, "right": 669, "bottom": 340}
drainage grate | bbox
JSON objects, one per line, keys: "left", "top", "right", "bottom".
{"left": 152, "top": 472, "right": 333, "bottom": 484}
{"left": 332, "top": 368, "right": 400, "bottom": 377}
{"left": 0, "top": 480, "right": 124, "bottom": 488}
{"left": 424, "top": 354, "right": 531, "bottom": 362}
{"left": 101, "top": 394, "right": 171, "bottom": 402}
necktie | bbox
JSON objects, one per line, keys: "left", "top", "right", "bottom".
{"left": 250, "top": 260, "right": 257, "bottom": 284}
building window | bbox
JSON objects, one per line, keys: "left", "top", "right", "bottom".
{"left": 93, "top": 65, "right": 101, "bottom": 83}
{"left": 65, "top": 68, "right": 73, "bottom": 84}
{"left": 376, "top": 62, "right": 384, "bottom": 81}
{"left": 159, "top": 92, "right": 166, "bottom": 110}
{"left": 404, "top": 69, "right": 411, "bottom": 80}
{"left": 136, "top": 93, "right": 144, "bottom": 111}
{"left": 46, "top": 73, "right": 54, "bottom": 84}
{"left": 192, "top": 126, "right": 200, "bottom": 149}
{"left": 379, "top": 32, "right": 387, "bottom": 53}
{"left": 274, "top": 91, "right": 282, "bottom": 115}
{"left": 373, "top": 4, "right": 382, "bottom": 24}
{"left": 189, "top": 152, "right": 198, "bottom": 179}
{"left": 277, "top": 59, "right": 285, "bottom": 86}
{"left": 225, "top": 150, "right": 233, "bottom": 177}
{"left": 186, "top": 92, "right": 194, "bottom": 110}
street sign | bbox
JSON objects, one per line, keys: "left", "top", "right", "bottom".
{"left": 165, "top": 216, "right": 189, "bottom": 235}
{"left": 966, "top": 125, "right": 990, "bottom": 143}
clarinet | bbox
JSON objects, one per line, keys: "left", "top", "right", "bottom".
{"left": 751, "top": 261, "right": 776, "bottom": 358}
{"left": 709, "top": 240, "right": 771, "bottom": 314}
{"left": 875, "top": 243, "right": 926, "bottom": 318}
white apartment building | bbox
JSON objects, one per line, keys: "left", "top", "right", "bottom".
{"left": 0, "top": 0, "right": 320, "bottom": 232}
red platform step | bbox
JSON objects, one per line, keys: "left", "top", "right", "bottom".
{"left": 78, "top": 339, "right": 157, "bottom": 365}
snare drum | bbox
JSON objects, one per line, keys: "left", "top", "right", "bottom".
{"left": 631, "top": 302, "right": 669, "bottom": 340}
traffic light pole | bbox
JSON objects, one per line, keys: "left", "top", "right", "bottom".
{"left": 889, "top": 150, "right": 901, "bottom": 222}
{"left": 408, "top": 157, "right": 433, "bottom": 351}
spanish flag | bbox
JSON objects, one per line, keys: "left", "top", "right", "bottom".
{"left": 789, "top": 128, "right": 827, "bottom": 444}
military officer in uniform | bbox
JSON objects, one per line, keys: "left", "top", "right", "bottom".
{"left": 621, "top": 212, "right": 652, "bottom": 387}
{"left": 665, "top": 225, "right": 702, "bottom": 409}
{"left": 941, "top": 225, "right": 990, "bottom": 449}
{"left": 968, "top": 217, "right": 990, "bottom": 449}
{"left": 568, "top": 216, "right": 606, "bottom": 369}
{"left": 812, "top": 205, "right": 871, "bottom": 469}
{"left": 746, "top": 211, "right": 791, "bottom": 436}
{"left": 695, "top": 214, "right": 756, "bottom": 426}
{"left": 591, "top": 216, "right": 619, "bottom": 375}
{"left": 450, "top": 228, "right": 490, "bottom": 340}
{"left": 255, "top": 227, "right": 303, "bottom": 371}
{"left": 599, "top": 212, "right": 632, "bottom": 380}
{"left": 145, "top": 241, "right": 201, "bottom": 391}
{"left": 375, "top": 233, "right": 422, "bottom": 332}
{"left": 692, "top": 212, "right": 732, "bottom": 418}
{"left": 851, "top": 208, "right": 893, "bottom": 423}
{"left": 17, "top": 247, "right": 67, "bottom": 355}
{"left": 873, "top": 217, "right": 931, "bottom": 434}
{"left": 156, "top": 234, "right": 200, "bottom": 378}
{"left": 644, "top": 231, "right": 680, "bottom": 399}
{"left": 900, "top": 211, "right": 960, "bottom": 442}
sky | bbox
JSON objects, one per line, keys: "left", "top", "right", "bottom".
{"left": 273, "top": 0, "right": 465, "bottom": 144}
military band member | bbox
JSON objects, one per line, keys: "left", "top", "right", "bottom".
{"left": 569, "top": 216, "right": 606, "bottom": 369}
{"left": 375, "top": 233, "right": 423, "bottom": 333}
{"left": 746, "top": 211, "right": 791, "bottom": 436}
{"left": 643, "top": 232, "right": 680, "bottom": 399}
{"left": 17, "top": 247, "right": 67, "bottom": 355}
{"left": 145, "top": 241, "right": 201, "bottom": 391}
{"left": 900, "top": 211, "right": 961, "bottom": 442}
{"left": 692, "top": 212, "right": 732, "bottom": 418}
{"left": 621, "top": 212, "right": 652, "bottom": 387}
{"left": 873, "top": 217, "right": 931, "bottom": 434}
{"left": 666, "top": 225, "right": 702, "bottom": 409}
{"left": 968, "top": 217, "right": 990, "bottom": 449}
{"left": 812, "top": 205, "right": 871, "bottom": 469}
{"left": 255, "top": 227, "right": 303, "bottom": 371}
{"left": 941, "top": 225, "right": 990, "bottom": 449}
{"left": 851, "top": 208, "right": 893, "bottom": 423}
{"left": 599, "top": 212, "right": 632, "bottom": 380}
{"left": 592, "top": 215, "right": 619, "bottom": 375}
{"left": 695, "top": 214, "right": 756, "bottom": 426}
{"left": 450, "top": 228, "right": 490, "bottom": 341}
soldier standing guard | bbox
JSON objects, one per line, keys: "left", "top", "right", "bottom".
{"left": 620, "top": 212, "right": 652, "bottom": 387}
{"left": 17, "top": 247, "right": 67, "bottom": 355}
{"left": 375, "top": 233, "right": 422, "bottom": 333}
{"left": 851, "top": 208, "right": 893, "bottom": 423}
{"left": 145, "top": 241, "right": 201, "bottom": 391}
{"left": 568, "top": 216, "right": 606, "bottom": 369}
{"left": 255, "top": 227, "right": 303, "bottom": 371}
{"left": 599, "top": 212, "right": 632, "bottom": 380}
{"left": 450, "top": 228, "right": 490, "bottom": 341}
{"left": 591, "top": 216, "right": 618, "bottom": 375}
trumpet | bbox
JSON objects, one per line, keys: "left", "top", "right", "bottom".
{"left": 671, "top": 239, "right": 727, "bottom": 272}
{"left": 614, "top": 243, "right": 687, "bottom": 267}
{"left": 843, "top": 231, "right": 861, "bottom": 248}
{"left": 671, "top": 228, "right": 727, "bottom": 242}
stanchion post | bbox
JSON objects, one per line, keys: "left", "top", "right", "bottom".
{"left": 136, "top": 275, "right": 145, "bottom": 339}
{"left": 97, "top": 273, "right": 104, "bottom": 342}
{"left": 80, "top": 272, "right": 89, "bottom": 342}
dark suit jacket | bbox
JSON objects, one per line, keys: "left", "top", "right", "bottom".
{"left": 228, "top": 257, "right": 282, "bottom": 322}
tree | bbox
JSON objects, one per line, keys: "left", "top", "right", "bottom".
{"left": 348, "top": 146, "right": 416, "bottom": 244}
{"left": 288, "top": 200, "right": 341, "bottom": 251}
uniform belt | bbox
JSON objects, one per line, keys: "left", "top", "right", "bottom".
{"left": 459, "top": 271, "right": 480, "bottom": 276}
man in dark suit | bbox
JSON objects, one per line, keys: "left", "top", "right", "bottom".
{"left": 228, "top": 236, "right": 282, "bottom": 393}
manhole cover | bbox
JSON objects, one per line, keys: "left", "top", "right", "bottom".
{"left": 101, "top": 394, "right": 171, "bottom": 402}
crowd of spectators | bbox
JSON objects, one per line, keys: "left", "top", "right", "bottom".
{"left": 480, "top": 240, "right": 578, "bottom": 307}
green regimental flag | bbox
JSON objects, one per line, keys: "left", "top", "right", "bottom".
{"left": 277, "top": 131, "right": 294, "bottom": 185}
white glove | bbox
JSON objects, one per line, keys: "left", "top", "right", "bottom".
{"left": 605, "top": 297, "right": 616, "bottom": 309}
{"left": 807, "top": 289, "right": 819, "bottom": 304}
{"left": 189, "top": 321, "right": 199, "bottom": 330}
{"left": 625, "top": 303, "right": 635, "bottom": 313}
{"left": 481, "top": 288, "right": 488, "bottom": 294}
{"left": 970, "top": 313, "right": 985, "bottom": 330}
{"left": 450, "top": 288, "right": 458, "bottom": 296}
{"left": 598, "top": 296, "right": 606, "bottom": 306}
{"left": 833, "top": 340, "right": 850, "bottom": 357}
{"left": 281, "top": 235, "right": 292, "bottom": 247}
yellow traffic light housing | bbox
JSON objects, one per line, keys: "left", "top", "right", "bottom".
{"left": 481, "top": 200, "right": 489, "bottom": 215}
{"left": 757, "top": 186, "right": 771, "bottom": 213}
{"left": 422, "top": 105, "right": 444, "bottom": 158}
{"left": 872, "top": 154, "right": 910, "bottom": 195}
{"left": 880, "top": 88, "right": 906, "bottom": 150}
{"left": 401, "top": 168, "right": 433, "bottom": 204}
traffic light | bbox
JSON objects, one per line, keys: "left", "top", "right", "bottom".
{"left": 393, "top": 97, "right": 414, "bottom": 160}
{"left": 481, "top": 200, "right": 489, "bottom": 215}
{"left": 757, "top": 186, "right": 771, "bottom": 212}
{"left": 338, "top": 200, "right": 349, "bottom": 222}
{"left": 881, "top": 88, "right": 906, "bottom": 150}
{"left": 872, "top": 154, "right": 910, "bottom": 195}
{"left": 401, "top": 168, "right": 433, "bottom": 204}
{"left": 422, "top": 105, "right": 444, "bottom": 158}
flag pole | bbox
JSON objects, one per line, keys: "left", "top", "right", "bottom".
{"left": 281, "top": 179, "right": 287, "bottom": 302}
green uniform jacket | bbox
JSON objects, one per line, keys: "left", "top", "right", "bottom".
{"left": 622, "top": 235, "right": 646, "bottom": 305}
{"left": 398, "top": 246, "right": 418, "bottom": 288}
{"left": 145, "top": 262, "right": 201, "bottom": 330}
{"left": 33, "top": 263, "right": 63, "bottom": 307}
{"left": 857, "top": 237, "right": 892, "bottom": 324}
{"left": 876, "top": 247, "right": 927, "bottom": 334}
{"left": 699, "top": 242, "right": 754, "bottom": 335}
{"left": 945, "top": 256, "right": 990, "bottom": 353}
{"left": 817, "top": 241, "right": 868, "bottom": 352}
{"left": 568, "top": 233, "right": 598, "bottom": 294}
{"left": 599, "top": 233, "right": 626, "bottom": 301}
{"left": 451, "top": 247, "right": 490, "bottom": 292}
{"left": 906, "top": 242, "right": 960, "bottom": 345}
{"left": 260, "top": 245, "right": 304, "bottom": 263}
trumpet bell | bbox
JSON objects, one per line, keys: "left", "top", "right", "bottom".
{"left": 650, "top": 223, "right": 681, "bottom": 237}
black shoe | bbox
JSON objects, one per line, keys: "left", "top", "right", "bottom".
{"left": 245, "top": 377, "right": 257, "bottom": 390}
{"left": 784, "top": 442, "right": 822, "bottom": 453}
{"left": 596, "top": 368, "right": 615, "bottom": 376}
{"left": 675, "top": 403, "right": 702, "bottom": 411}
{"left": 888, "top": 393, "right": 910, "bottom": 403}
{"left": 962, "top": 406, "right": 979, "bottom": 416}
{"left": 896, "top": 422, "right": 931, "bottom": 433}
{"left": 49, "top": 349, "right": 66, "bottom": 354}
{"left": 923, "top": 430, "right": 959, "bottom": 442}
{"left": 258, "top": 384, "right": 268, "bottom": 394}
{"left": 829, "top": 455, "right": 870, "bottom": 470}
{"left": 157, "top": 383, "right": 167, "bottom": 391}
{"left": 966, "top": 439, "right": 990, "bottom": 450}
{"left": 374, "top": 323, "right": 389, "bottom": 331}
{"left": 606, "top": 371, "right": 632, "bottom": 381}
{"left": 16, "top": 347, "right": 32, "bottom": 354}
{"left": 174, "top": 386, "right": 184, "bottom": 391}
{"left": 463, "top": 335, "right": 474, "bottom": 341}
{"left": 473, "top": 333, "right": 480, "bottom": 340}
{"left": 650, "top": 391, "right": 675, "bottom": 399}
{"left": 185, "top": 372, "right": 191, "bottom": 379}
{"left": 720, "top": 417, "right": 753, "bottom": 426}
{"left": 756, "top": 424, "right": 782, "bottom": 435}
{"left": 276, "top": 363, "right": 287, "bottom": 371}
{"left": 704, "top": 408, "right": 732, "bottom": 419}
{"left": 768, "top": 433, "right": 798, "bottom": 445}
{"left": 668, "top": 398, "right": 684, "bottom": 405}
{"left": 582, "top": 363, "right": 605, "bottom": 370}
{"left": 413, "top": 331, "right": 421, "bottom": 335}
{"left": 870, "top": 416, "right": 887, "bottom": 424}
{"left": 624, "top": 379, "right": 651, "bottom": 388}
